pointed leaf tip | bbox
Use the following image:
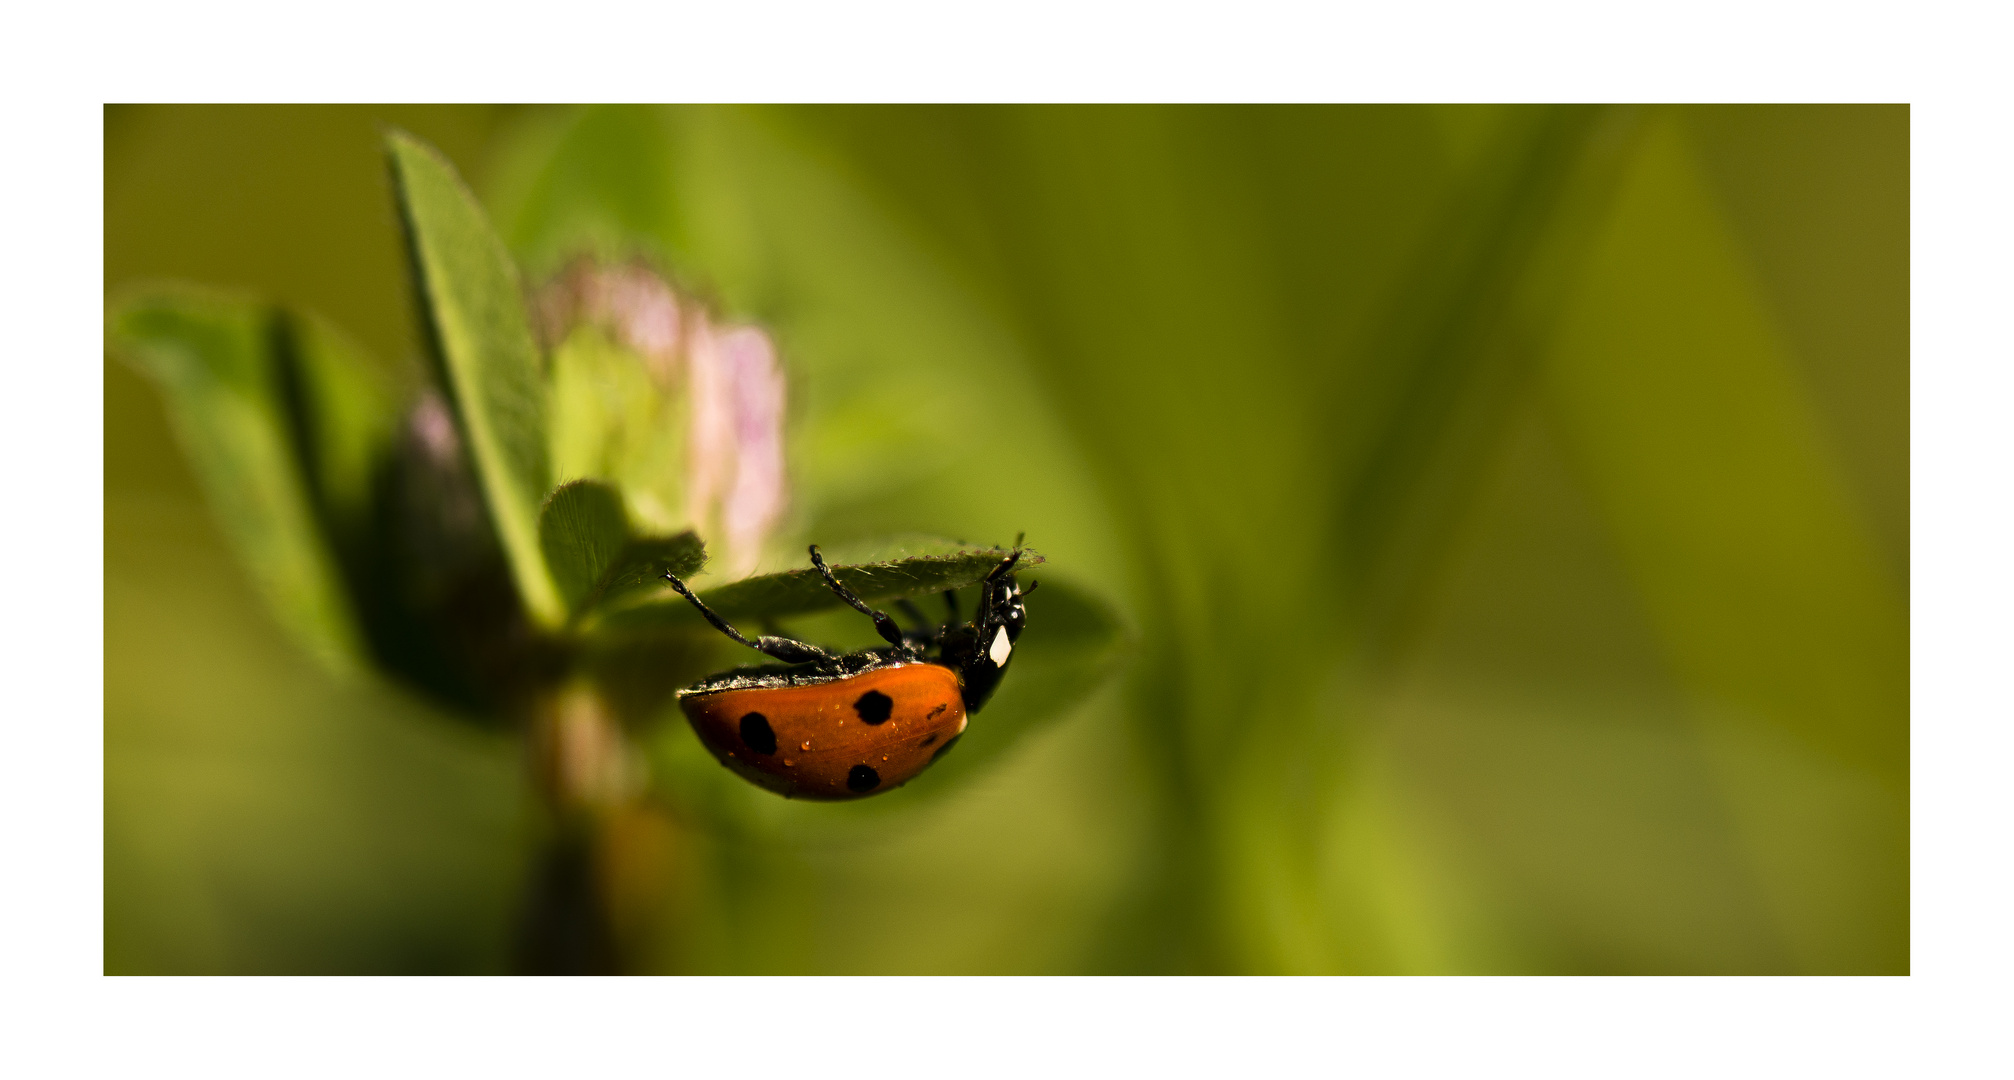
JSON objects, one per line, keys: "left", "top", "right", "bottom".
{"left": 387, "top": 129, "right": 564, "bottom": 626}
{"left": 540, "top": 478, "right": 708, "bottom": 624}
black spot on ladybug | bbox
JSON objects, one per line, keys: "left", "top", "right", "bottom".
{"left": 920, "top": 733, "right": 938, "bottom": 748}
{"left": 847, "top": 764, "right": 881, "bottom": 792}
{"left": 854, "top": 690, "right": 893, "bottom": 725}
{"left": 739, "top": 712, "right": 777, "bottom": 755}
{"left": 929, "top": 733, "right": 962, "bottom": 764}
{"left": 926, "top": 702, "right": 947, "bottom": 720}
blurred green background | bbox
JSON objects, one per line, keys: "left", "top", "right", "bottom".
{"left": 104, "top": 104, "right": 1906, "bottom": 974}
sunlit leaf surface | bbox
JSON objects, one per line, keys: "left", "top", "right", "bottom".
{"left": 388, "top": 130, "right": 564, "bottom": 626}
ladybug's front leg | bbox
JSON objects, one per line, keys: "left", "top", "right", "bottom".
{"left": 808, "top": 545, "right": 908, "bottom": 648}
{"left": 664, "top": 570, "right": 835, "bottom": 665}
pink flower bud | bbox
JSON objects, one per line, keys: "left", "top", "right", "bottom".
{"left": 537, "top": 259, "right": 789, "bottom": 579}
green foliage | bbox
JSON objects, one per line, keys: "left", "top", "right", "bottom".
{"left": 106, "top": 287, "right": 377, "bottom": 677}
{"left": 387, "top": 130, "right": 564, "bottom": 626}
{"left": 538, "top": 478, "right": 706, "bottom": 620}
{"left": 114, "top": 124, "right": 1127, "bottom": 825}
{"left": 1338, "top": 106, "right": 1647, "bottom": 651}
{"left": 538, "top": 478, "right": 630, "bottom": 610}
{"left": 1546, "top": 120, "right": 1905, "bottom": 783}
{"left": 103, "top": 483, "right": 523, "bottom": 974}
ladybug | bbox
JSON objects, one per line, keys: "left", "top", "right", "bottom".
{"left": 661, "top": 542, "right": 1033, "bottom": 800}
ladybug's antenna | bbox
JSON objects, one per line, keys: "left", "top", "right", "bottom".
{"left": 663, "top": 570, "right": 832, "bottom": 665}
{"left": 808, "top": 546, "right": 907, "bottom": 648}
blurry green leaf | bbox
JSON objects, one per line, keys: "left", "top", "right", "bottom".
{"left": 387, "top": 129, "right": 563, "bottom": 626}
{"left": 1340, "top": 105, "right": 1646, "bottom": 658}
{"left": 1686, "top": 106, "right": 1910, "bottom": 581}
{"left": 275, "top": 310, "right": 404, "bottom": 542}
{"left": 539, "top": 478, "right": 706, "bottom": 622}
{"left": 599, "top": 543, "right": 1043, "bottom": 630}
{"left": 104, "top": 490, "right": 523, "bottom": 973}
{"left": 1542, "top": 116, "right": 1907, "bottom": 783}
{"left": 107, "top": 287, "right": 366, "bottom": 676}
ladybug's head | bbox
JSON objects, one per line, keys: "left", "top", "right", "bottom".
{"left": 944, "top": 545, "right": 1033, "bottom": 713}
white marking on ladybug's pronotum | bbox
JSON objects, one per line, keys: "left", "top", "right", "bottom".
{"left": 990, "top": 626, "right": 1013, "bottom": 667}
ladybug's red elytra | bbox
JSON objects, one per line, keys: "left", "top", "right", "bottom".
{"left": 662, "top": 542, "right": 1032, "bottom": 800}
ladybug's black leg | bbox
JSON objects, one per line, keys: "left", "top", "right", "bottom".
{"left": 662, "top": 571, "right": 832, "bottom": 665}
{"left": 969, "top": 548, "right": 1028, "bottom": 648}
{"left": 808, "top": 545, "right": 907, "bottom": 649}
{"left": 946, "top": 545, "right": 1031, "bottom": 713}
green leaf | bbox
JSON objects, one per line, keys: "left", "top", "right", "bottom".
{"left": 1339, "top": 105, "right": 1647, "bottom": 658}
{"left": 596, "top": 532, "right": 707, "bottom": 613}
{"left": 278, "top": 310, "right": 404, "bottom": 545}
{"left": 1542, "top": 116, "right": 1906, "bottom": 783}
{"left": 107, "top": 286, "right": 367, "bottom": 676}
{"left": 537, "top": 479, "right": 628, "bottom": 611}
{"left": 596, "top": 540, "right": 1043, "bottom": 632}
{"left": 539, "top": 478, "right": 707, "bottom": 622}
{"left": 387, "top": 129, "right": 564, "bottom": 626}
